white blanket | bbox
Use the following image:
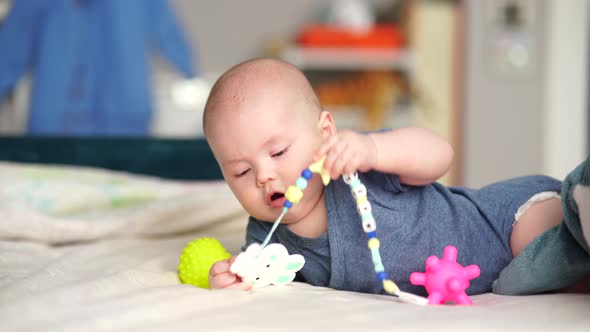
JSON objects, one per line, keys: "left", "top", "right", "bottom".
{"left": 0, "top": 162, "right": 244, "bottom": 243}
{"left": 0, "top": 163, "right": 589, "bottom": 331}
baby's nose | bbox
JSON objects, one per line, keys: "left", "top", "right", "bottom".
{"left": 257, "top": 177, "right": 273, "bottom": 187}
{"left": 256, "top": 169, "right": 276, "bottom": 187}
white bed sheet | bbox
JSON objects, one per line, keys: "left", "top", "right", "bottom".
{"left": 1, "top": 216, "right": 589, "bottom": 332}
{"left": 0, "top": 163, "right": 589, "bottom": 331}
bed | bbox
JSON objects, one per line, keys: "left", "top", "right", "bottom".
{"left": 0, "top": 137, "right": 588, "bottom": 331}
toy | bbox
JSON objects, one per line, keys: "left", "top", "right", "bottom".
{"left": 410, "top": 245, "right": 481, "bottom": 305}
{"left": 230, "top": 243, "right": 305, "bottom": 288}
{"left": 177, "top": 159, "right": 328, "bottom": 291}
{"left": 178, "top": 237, "right": 231, "bottom": 288}
{"left": 227, "top": 158, "right": 327, "bottom": 288}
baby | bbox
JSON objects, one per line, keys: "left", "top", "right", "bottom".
{"left": 203, "top": 58, "right": 590, "bottom": 296}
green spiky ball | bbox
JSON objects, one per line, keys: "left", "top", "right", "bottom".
{"left": 178, "top": 237, "right": 231, "bottom": 288}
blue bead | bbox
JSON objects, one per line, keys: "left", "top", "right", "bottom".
{"left": 284, "top": 200, "right": 293, "bottom": 208}
{"left": 301, "top": 169, "right": 313, "bottom": 180}
{"left": 366, "top": 231, "right": 377, "bottom": 239}
{"left": 377, "top": 271, "right": 388, "bottom": 281}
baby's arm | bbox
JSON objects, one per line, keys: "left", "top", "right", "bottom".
{"left": 209, "top": 256, "right": 252, "bottom": 290}
{"left": 317, "top": 127, "right": 453, "bottom": 185}
{"left": 370, "top": 127, "right": 453, "bottom": 185}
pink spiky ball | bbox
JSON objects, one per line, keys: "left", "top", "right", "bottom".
{"left": 410, "top": 246, "right": 480, "bottom": 305}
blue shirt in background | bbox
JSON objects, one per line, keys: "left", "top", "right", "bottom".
{"left": 0, "top": 0, "right": 195, "bottom": 135}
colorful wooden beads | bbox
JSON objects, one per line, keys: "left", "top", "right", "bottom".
{"left": 284, "top": 157, "right": 331, "bottom": 208}
{"left": 344, "top": 171, "right": 401, "bottom": 296}
{"left": 285, "top": 186, "right": 304, "bottom": 204}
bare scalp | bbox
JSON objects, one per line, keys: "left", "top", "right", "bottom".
{"left": 202, "top": 58, "right": 320, "bottom": 137}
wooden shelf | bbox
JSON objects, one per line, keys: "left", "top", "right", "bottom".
{"left": 281, "top": 46, "right": 412, "bottom": 71}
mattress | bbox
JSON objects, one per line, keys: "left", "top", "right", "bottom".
{"left": 0, "top": 162, "right": 588, "bottom": 331}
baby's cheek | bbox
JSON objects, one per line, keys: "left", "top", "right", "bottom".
{"left": 241, "top": 197, "right": 260, "bottom": 214}
{"left": 231, "top": 190, "right": 256, "bottom": 212}
{"left": 297, "top": 177, "right": 324, "bottom": 210}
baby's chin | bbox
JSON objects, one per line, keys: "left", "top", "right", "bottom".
{"left": 251, "top": 208, "right": 302, "bottom": 224}
{"left": 249, "top": 192, "right": 320, "bottom": 223}
{"left": 254, "top": 212, "right": 296, "bottom": 224}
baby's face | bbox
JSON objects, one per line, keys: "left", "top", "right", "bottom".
{"left": 207, "top": 86, "right": 330, "bottom": 224}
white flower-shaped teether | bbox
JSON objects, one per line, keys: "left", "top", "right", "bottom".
{"left": 230, "top": 243, "right": 305, "bottom": 288}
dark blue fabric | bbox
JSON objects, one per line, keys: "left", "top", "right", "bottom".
{"left": 246, "top": 172, "right": 561, "bottom": 296}
{"left": 0, "top": 136, "right": 222, "bottom": 180}
{"left": 0, "top": 0, "right": 195, "bottom": 135}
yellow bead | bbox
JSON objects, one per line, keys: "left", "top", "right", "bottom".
{"left": 356, "top": 195, "right": 368, "bottom": 206}
{"left": 368, "top": 238, "right": 380, "bottom": 249}
{"left": 383, "top": 280, "right": 400, "bottom": 295}
{"left": 308, "top": 156, "right": 331, "bottom": 186}
{"left": 308, "top": 156, "right": 325, "bottom": 173}
{"left": 285, "top": 186, "right": 303, "bottom": 204}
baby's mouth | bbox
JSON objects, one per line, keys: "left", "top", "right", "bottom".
{"left": 269, "top": 192, "right": 286, "bottom": 208}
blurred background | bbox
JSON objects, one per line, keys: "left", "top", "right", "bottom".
{"left": 0, "top": 0, "right": 587, "bottom": 187}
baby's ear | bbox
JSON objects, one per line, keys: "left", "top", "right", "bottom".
{"left": 318, "top": 111, "right": 336, "bottom": 138}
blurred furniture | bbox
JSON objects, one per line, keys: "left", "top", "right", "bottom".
{"left": 282, "top": 23, "right": 411, "bottom": 132}
{"left": 0, "top": 136, "right": 221, "bottom": 180}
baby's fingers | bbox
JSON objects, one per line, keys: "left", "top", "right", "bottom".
{"left": 329, "top": 154, "right": 346, "bottom": 179}
{"left": 210, "top": 259, "right": 231, "bottom": 276}
{"left": 209, "top": 271, "right": 238, "bottom": 289}
{"left": 342, "top": 154, "right": 362, "bottom": 174}
{"left": 225, "top": 281, "right": 253, "bottom": 291}
{"left": 323, "top": 139, "right": 355, "bottom": 179}
{"left": 323, "top": 140, "right": 347, "bottom": 172}
{"left": 314, "top": 135, "right": 339, "bottom": 161}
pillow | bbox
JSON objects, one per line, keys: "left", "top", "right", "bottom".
{"left": 0, "top": 162, "right": 246, "bottom": 244}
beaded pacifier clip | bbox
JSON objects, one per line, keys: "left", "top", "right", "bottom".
{"left": 230, "top": 157, "right": 429, "bottom": 305}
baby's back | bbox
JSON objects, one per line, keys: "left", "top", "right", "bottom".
{"left": 323, "top": 171, "right": 561, "bottom": 295}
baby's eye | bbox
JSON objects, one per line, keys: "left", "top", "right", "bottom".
{"left": 235, "top": 169, "right": 250, "bottom": 178}
{"left": 272, "top": 147, "right": 289, "bottom": 158}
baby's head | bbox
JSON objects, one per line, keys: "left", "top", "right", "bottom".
{"left": 203, "top": 58, "right": 335, "bottom": 224}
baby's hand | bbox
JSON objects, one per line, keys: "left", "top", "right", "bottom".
{"left": 208, "top": 256, "right": 252, "bottom": 291}
{"left": 314, "top": 130, "right": 377, "bottom": 180}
